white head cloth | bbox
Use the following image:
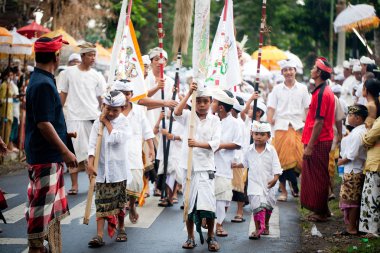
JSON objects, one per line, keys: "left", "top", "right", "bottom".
{"left": 251, "top": 121, "right": 271, "bottom": 132}
{"left": 334, "top": 73, "right": 344, "bottom": 81}
{"left": 360, "top": 56, "right": 375, "bottom": 65}
{"left": 196, "top": 88, "right": 212, "bottom": 98}
{"left": 142, "top": 55, "right": 151, "bottom": 65}
{"left": 212, "top": 89, "right": 236, "bottom": 105}
{"left": 352, "top": 64, "right": 361, "bottom": 73}
{"left": 78, "top": 42, "right": 97, "bottom": 54}
{"left": 278, "top": 59, "right": 297, "bottom": 70}
{"left": 148, "top": 47, "right": 168, "bottom": 60}
{"left": 349, "top": 58, "right": 360, "bottom": 67}
{"left": 331, "top": 85, "right": 342, "bottom": 94}
{"left": 103, "top": 91, "right": 126, "bottom": 107}
{"left": 233, "top": 102, "right": 244, "bottom": 112}
{"left": 257, "top": 101, "right": 267, "bottom": 115}
{"left": 113, "top": 80, "right": 133, "bottom": 92}
{"left": 68, "top": 53, "right": 81, "bottom": 63}
{"left": 343, "top": 60, "right": 350, "bottom": 69}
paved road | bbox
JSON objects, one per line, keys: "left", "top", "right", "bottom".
{"left": 0, "top": 170, "right": 300, "bottom": 253}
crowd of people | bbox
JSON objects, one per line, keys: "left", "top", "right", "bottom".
{"left": 0, "top": 33, "right": 379, "bottom": 253}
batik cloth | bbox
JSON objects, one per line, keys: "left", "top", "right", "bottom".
{"left": 359, "top": 172, "right": 380, "bottom": 234}
{"left": 25, "top": 163, "right": 69, "bottom": 240}
{"left": 95, "top": 180, "right": 127, "bottom": 217}
{"left": 300, "top": 141, "right": 332, "bottom": 214}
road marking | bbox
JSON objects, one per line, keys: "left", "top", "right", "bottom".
{"left": 248, "top": 206, "right": 280, "bottom": 238}
{"left": 125, "top": 196, "right": 165, "bottom": 229}
{"left": 3, "top": 203, "right": 26, "bottom": 224}
{"left": 61, "top": 200, "right": 95, "bottom": 225}
{"left": 5, "top": 193, "right": 18, "bottom": 200}
{"left": 0, "top": 238, "right": 27, "bottom": 245}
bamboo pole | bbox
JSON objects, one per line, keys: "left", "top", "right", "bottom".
{"left": 83, "top": 122, "right": 104, "bottom": 225}
{"left": 183, "top": 92, "right": 197, "bottom": 221}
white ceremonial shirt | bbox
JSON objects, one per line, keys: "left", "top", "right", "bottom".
{"left": 58, "top": 65, "right": 106, "bottom": 120}
{"left": 341, "top": 75, "right": 357, "bottom": 106}
{"left": 145, "top": 70, "right": 175, "bottom": 128}
{"left": 88, "top": 114, "right": 132, "bottom": 183}
{"left": 174, "top": 109, "right": 221, "bottom": 172}
{"left": 125, "top": 103, "right": 155, "bottom": 169}
{"left": 267, "top": 81, "right": 310, "bottom": 131}
{"left": 215, "top": 114, "right": 243, "bottom": 179}
{"left": 340, "top": 124, "right": 367, "bottom": 174}
{"left": 243, "top": 143, "right": 282, "bottom": 196}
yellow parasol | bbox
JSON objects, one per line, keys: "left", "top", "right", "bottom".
{"left": 96, "top": 43, "right": 111, "bottom": 63}
{"left": 251, "top": 45, "right": 287, "bottom": 71}
{"left": 41, "top": 28, "right": 78, "bottom": 46}
{"left": 0, "top": 26, "right": 12, "bottom": 44}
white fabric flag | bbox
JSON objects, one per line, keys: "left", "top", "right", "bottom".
{"left": 192, "top": 0, "right": 211, "bottom": 90}
{"left": 206, "top": 0, "right": 241, "bottom": 90}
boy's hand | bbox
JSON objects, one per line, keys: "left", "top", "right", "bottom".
{"left": 337, "top": 159, "right": 344, "bottom": 166}
{"left": 99, "top": 112, "right": 108, "bottom": 125}
{"left": 231, "top": 163, "right": 238, "bottom": 169}
{"left": 87, "top": 164, "right": 97, "bottom": 178}
{"left": 161, "top": 128, "right": 168, "bottom": 136}
{"left": 249, "top": 91, "right": 259, "bottom": 101}
{"left": 156, "top": 78, "right": 165, "bottom": 89}
{"left": 267, "top": 178, "right": 277, "bottom": 189}
{"left": 189, "top": 82, "right": 198, "bottom": 94}
{"left": 188, "top": 138, "right": 198, "bottom": 148}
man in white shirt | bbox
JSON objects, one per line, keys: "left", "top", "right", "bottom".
{"left": 211, "top": 89, "right": 242, "bottom": 237}
{"left": 58, "top": 42, "right": 106, "bottom": 195}
{"left": 174, "top": 83, "right": 221, "bottom": 251}
{"left": 342, "top": 59, "right": 359, "bottom": 106}
{"left": 267, "top": 59, "right": 310, "bottom": 201}
{"left": 113, "top": 80, "right": 155, "bottom": 224}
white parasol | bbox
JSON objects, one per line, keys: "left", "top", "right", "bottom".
{"left": 0, "top": 28, "right": 33, "bottom": 55}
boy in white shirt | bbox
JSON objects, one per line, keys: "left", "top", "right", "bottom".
{"left": 233, "top": 121, "right": 282, "bottom": 239}
{"left": 113, "top": 80, "right": 155, "bottom": 224}
{"left": 87, "top": 91, "right": 131, "bottom": 247}
{"left": 337, "top": 105, "right": 368, "bottom": 236}
{"left": 174, "top": 83, "right": 221, "bottom": 252}
{"left": 211, "top": 89, "right": 242, "bottom": 237}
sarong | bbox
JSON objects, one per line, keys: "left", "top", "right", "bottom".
{"left": 66, "top": 120, "right": 93, "bottom": 163}
{"left": 359, "top": 172, "right": 380, "bottom": 234}
{"left": 300, "top": 141, "right": 332, "bottom": 214}
{"left": 328, "top": 147, "right": 339, "bottom": 177}
{"left": 339, "top": 172, "right": 364, "bottom": 205}
{"left": 95, "top": 180, "right": 127, "bottom": 217}
{"left": 25, "top": 163, "right": 69, "bottom": 240}
{"left": 126, "top": 169, "right": 144, "bottom": 198}
{"left": 272, "top": 128, "right": 304, "bottom": 172}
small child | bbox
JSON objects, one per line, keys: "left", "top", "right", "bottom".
{"left": 337, "top": 105, "right": 368, "bottom": 236}
{"left": 232, "top": 121, "right": 282, "bottom": 240}
{"left": 87, "top": 91, "right": 131, "bottom": 247}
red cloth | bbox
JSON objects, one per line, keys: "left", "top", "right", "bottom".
{"left": 96, "top": 209, "right": 125, "bottom": 238}
{"left": 315, "top": 57, "right": 332, "bottom": 74}
{"left": 302, "top": 82, "right": 335, "bottom": 144}
{"left": 25, "top": 163, "right": 69, "bottom": 239}
{"left": 300, "top": 141, "right": 332, "bottom": 215}
{"left": 34, "top": 35, "right": 68, "bottom": 53}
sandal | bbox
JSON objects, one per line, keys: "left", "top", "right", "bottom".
{"left": 249, "top": 231, "right": 261, "bottom": 240}
{"left": 307, "top": 214, "right": 327, "bottom": 222}
{"left": 158, "top": 200, "right": 173, "bottom": 207}
{"left": 277, "top": 194, "right": 287, "bottom": 202}
{"left": 182, "top": 238, "right": 197, "bottom": 249}
{"left": 206, "top": 237, "right": 220, "bottom": 252}
{"left": 172, "top": 197, "right": 178, "bottom": 204}
{"left": 116, "top": 229, "right": 127, "bottom": 242}
{"left": 67, "top": 189, "right": 78, "bottom": 195}
{"left": 216, "top": 226, "right": 228, "bottom": 237}
{"left": 153, "top": 189, "right": 161, "bottom": 197}
{"left": 88, "top": 235, "right": 105, "bottom": 248}
{"left": 231, "top": 215, "right": 246, "bottom": 223}
{"left": 144, "top": 193, "right": 150, "bottom": 198}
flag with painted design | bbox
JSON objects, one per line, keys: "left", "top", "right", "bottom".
{"left": 206, "top": 0, "right": 241, "bottom": 90}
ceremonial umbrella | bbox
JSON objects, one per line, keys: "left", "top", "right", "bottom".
{"left": 285, "top": 50, "right": 303, "bottom": 74}
{"left": 334, "top": 4, "right": 380, "bottom": 33}
{"left": 0, "top": 28, "right": 33, "bottom": 64}
{"left": 242, "top": 59, "right": 272, "bottom": 80}
{"left": 42, "top": 28, "right": 78, "bottom": 46}
{"left": 17, "top": 21, "right": 51, "bottom": 39}
{"left": 251, "top": 45, "right": 287, "bottom": 71}
{"left": 0, "top": 26, "right": 12, "bottom": 44}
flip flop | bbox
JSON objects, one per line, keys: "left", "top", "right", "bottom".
{"left": 249, "top": 231, "right": 261, "bottom": 240}
{"left": 307, "top": 214, "right": 327, "bottom": 222}
{"left": 206, "top": 237, "right": 220, "bottom": 252}
{"left": 88, "top": 235, "right": 105, "bottom": 248}
{"left": 231, "top": 215, "right": 246, "bottom": 223}
{"left": 277, "top": 195, "right": 287, "bottom": 202}
{"left": 158, "top": 200, "right": 173, "bottom": 207}
{"left": 216, "top": 227, "right": 228, "bottom": 237}
{"left": 172, "top": 197, "right": 178, "bottom": 204}
{"left": 67, "top": 189, "right": 78, "bottom": 195}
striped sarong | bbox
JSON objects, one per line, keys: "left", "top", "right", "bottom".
{"left": 300, "top": 141, "right": 332, "bottom": 215}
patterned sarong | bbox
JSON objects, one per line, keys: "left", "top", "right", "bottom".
{"left": 339, "top": 172, "right": 365, "bottom": 205}
{"left": 25, "top": 163, "right": 69, "bottom": 240}
{"left": 300, "top": 141, "right": 332, "bottom": 214}
{"left": 272, "top": 128, "right": 304, "bottom": 172}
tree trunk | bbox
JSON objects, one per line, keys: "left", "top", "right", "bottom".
{"left": 374, "top": 28, "right": 380, "bottom": 64}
